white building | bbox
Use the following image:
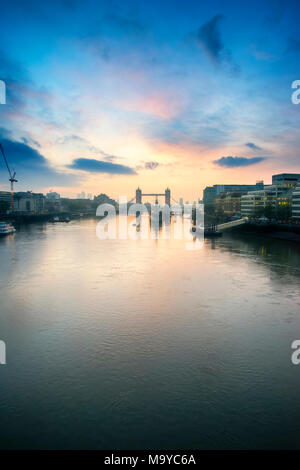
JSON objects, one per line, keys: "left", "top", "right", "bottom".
{"left": 292, "top": 182, "right": 300, "bottom": 221}
{"left": 46, "top": 191, "right": 61, "bottom": 212}
{"left": 14, "top": 192, "right": 45, "bottom": 213}
{"left": 241, "top": 173, "right": 300, "bottom": 218}
{"left": 46, "top": 191, "right": 60, "bottom": 200}
{"left": 241, "top": 185, "right": 292, "bottom": 217}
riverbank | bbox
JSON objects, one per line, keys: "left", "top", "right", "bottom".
{"left": 2, "top": 213, "right": 300, "bottom": 244}
{"left": 232, "top": 221, "right": 300, "bottom": 243}
{"left": 0, "top": 211, "right": 95, "bottom": 223}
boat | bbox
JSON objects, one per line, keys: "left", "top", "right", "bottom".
{"left": 49, "top": 216, "right": 71, "bottom": 223}
{"left": 204, "top": 224, "right": 222, "bottom": 237}
{"left": 204, "top": 227, "right": 222, "bottom": 238}
{"left": 191, "top": 225, "right": 222, "bottom": 238}
{"left": 0, "top": 221, "right": 16, "bottom": 236}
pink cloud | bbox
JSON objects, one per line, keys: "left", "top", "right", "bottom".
{"left": 126, "top": 93, "right": 182, "bottom": 119}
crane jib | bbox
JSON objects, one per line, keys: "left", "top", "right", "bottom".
{"left": 0, "top": 142, "right": 17, "bottom": 211}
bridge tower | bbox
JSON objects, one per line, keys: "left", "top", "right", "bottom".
{"left": 165, "top": 188, "right": 171, "bottom": 206}
{"left": 136, "top": 187, "right": 142, "bottom": 204}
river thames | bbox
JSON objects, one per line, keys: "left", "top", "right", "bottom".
{"left": 0, "top": 218, "right": 299, "bottom": 449}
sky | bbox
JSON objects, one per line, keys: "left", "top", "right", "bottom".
{"left": 0, "top": 0, "right": 300, "bottom": 201}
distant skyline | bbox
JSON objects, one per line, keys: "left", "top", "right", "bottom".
{"left": 0, "top": 0, "right": 300, "bottom": 200}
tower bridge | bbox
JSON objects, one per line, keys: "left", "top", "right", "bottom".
{"left": 131, "top": 188, "right": 248, "bottom": 231}
{"left": 136, "top": 187, "right": 171, "bottom": 206}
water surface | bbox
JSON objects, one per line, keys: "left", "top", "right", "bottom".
{"left": 0, "top": 218, "right": 299, "bottom": 449}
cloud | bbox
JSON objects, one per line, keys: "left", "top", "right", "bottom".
{"left": 197, "top": 14, "right": 224, "bottom": 63}
{"left": 0, "top": 49, "right": 57, "bottom": 137}
{"left": 135, "top": 161, "right": 160, "bottom": 171}
{"left": 21, "top": 136, "right": 41, "bottom": 148}
{"left": 144, "top": 161, "right": 159, "bottom": 170}
{"left": 68, "top": 158, "right": 136, "bottom": 175}
{"left": 0, "top": 132, "right": 79, "bottom": 186}
{"left": 57, "top": 135, "right": 122, "bottom": 162}
{"left": 97, "top": 149, "right": 121, "bottom": 163}
{"left": 76, "top": 6, "right": 149, "bottom": 62}
{"left": 245, "top": 142, "right": 262, "bottom": 151}
{"left": 0, "top": 135, "right": 51, "bottom": 169}
{"left": 196, "top": 14, "right": 238, "bottom": 72}
{"left": 213, "top": 156, "right": 266, "bottom": 168}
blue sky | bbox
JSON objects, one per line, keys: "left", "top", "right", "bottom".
{"left": 0, "top": 0, "right": 299, "bottom": 198}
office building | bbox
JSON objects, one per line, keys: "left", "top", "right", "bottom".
{"left": 203, "top": 181, "right": 264, "bottom": 205}
{"left": 272, "top": 174, "right": 300, "bottom": 187}
{"left": 46, "top": 191, "right": 62, "bottom": 212}
{"left": 241, "top": 174, "right": 300, "bottom": 217}
{"left": 215, "top": 191, "right": 245, "bottom": 217}
{"left": 241, "top": 185, "right": 292, "bottom": 217}
{"left": 292, "top": 182, "right": 300, "bottom": 221}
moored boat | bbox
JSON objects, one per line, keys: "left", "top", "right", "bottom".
{"left": 49, "top": 216, "right": 71, "bottom": 223}
{"left": 191, "top": 224, "right": 222, "bottom": 238}
{"left": 49, "top": 216, "right": 60, "bottom": 223}
{"left": 0, "top": 221, "right": 16, "bottom": 236}
{"left": 204, "top": 224, "right": 222, "bottom": 237}
{"left": 204, "top": 227, "right": 222, "bottom": 238}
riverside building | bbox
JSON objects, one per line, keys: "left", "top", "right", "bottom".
{"left": 292, "top": 181, "right": 300, "bottom": 221}
{"left": 241, "top": 174, "right": 300, "bottom": 218}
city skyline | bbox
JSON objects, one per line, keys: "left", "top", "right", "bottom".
{"left": 0, "top": 0, "right": 300, "bottom": 200}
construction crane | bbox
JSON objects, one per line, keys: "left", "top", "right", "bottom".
{"left": 0, "top": 143, "right": 18, "bottom": 211}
